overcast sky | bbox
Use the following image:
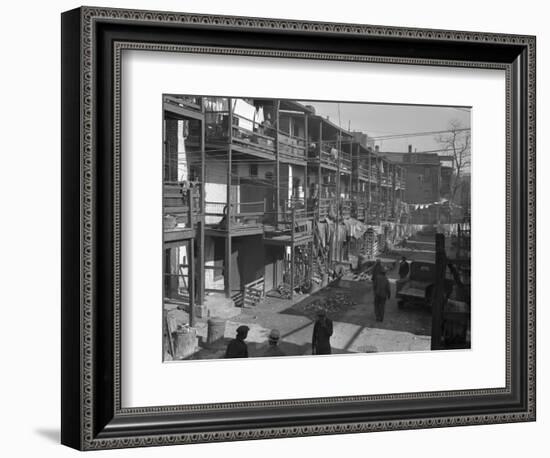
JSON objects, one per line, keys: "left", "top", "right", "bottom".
{"left": 299, "top": 101, "right": 471, "bottom": 154}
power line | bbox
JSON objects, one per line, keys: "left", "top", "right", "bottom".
{"left": 370, "top": 128, "right": 470, "bottom": 140}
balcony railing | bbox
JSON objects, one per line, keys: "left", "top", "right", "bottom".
{"left": 355, "top": 163, "right": 370, "bottom": 180}
{"left": 340, "top": 199, "right": 352, "bottom": 218}
{"left": 339, "top": 152, "right": 352, "bottom": 172}
{"left": 278, "top": 132, "right": 306, "bottom": 161}
{"left": 164, "top": 95, "right": 203, "bottom": 113}
{"left": 319, "top": 197, "right": 337, "bottom": 219}
{"left": 205, "top": 111, "right": 276, "bottom": 156}
{"left": 163, "top": 181, "right": 201, "bottom": 233}
{"left": 164, "top": 263, "right": 193, "bottom": 306}
{"left": 265, "top": 200, "right": 314, "bottom": 243}
{"left": 204, "top": 200, "right": 266, "bottom": 231}
{"left": 319, "top": 141, "right": 339, "bottom": 167}
{"left": 395, "top": 178, "right": 406, "bottom": 189}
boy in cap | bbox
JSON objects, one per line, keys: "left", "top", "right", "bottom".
{"left": 224, "top": 325, "right": 250, "bottom": 358}
{"left": 262, "top": 329, "right": 286, "bottom": 357}
{"left": 398, "top": 256, "right": 410, "bottom": 279}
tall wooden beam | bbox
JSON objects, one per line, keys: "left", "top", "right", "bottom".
{"left": 318, "top": 120, "right": 322, "bottom": 217}
{"left": 275, "top": 100, "right": 280, "bottom": 224}
{"left": 304, "top": 113, "right": 309, "bottom": 205}
{"left": 367, "top": 149, "right": 372, "bottom": 223}
{"left": 431, "top": 233, "right": 447, "bottom": 350}
{"left": 290, "top": 207, "right": 295, "bottom": 299}
{"left": 197, "top": 98, "right": 206, "bottom": 306}
{"left": 392, "top": 164, "right": 397, "bottom": 219}
{"left": 336, "top": 129, "right": 341, "bottom": 262}
{"left": 189, "top": 238, "right": 196, "bottom": 327}
{"left": 225, "top": 98, "right": 233, "bottom": 299}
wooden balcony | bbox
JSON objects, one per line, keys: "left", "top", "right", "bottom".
{"left": 319, "top": 197, "right": 337, "bottom": 219}
{"left": 163, "top": 181, "right": 200, "bottom": 242}
{"left": 204, "top": 200, "right": 266, "bottom": 236}
{"left": 163, "top": 95, "right": 204, "bottom": 120}
{"left": 205, "top": 112, "right": 276, "bottom": 159}
{"left": 350, "top": 196, "right": 368, "bottom": 221}
{"left": 340, "top": 199, "right": 353, "bottom": 219}
{"left": 278, "top": 132, "right": 306, "bottom": 164}
{"left": 308, "top": 141, "right": 339, "bottom": 169}
{"left": 264, "top": 204, "right": 314, "bottom": 246}
{"left": 354, "top": 163, "right": 369, "bottom": 180}
{"left": 339, "top": 152, "right": 352, "bottom": 174}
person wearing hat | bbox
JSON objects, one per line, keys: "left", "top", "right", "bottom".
{"left": 262, "top": 329, "right": 286, "bottom": 357}
{"left": 398, "top": 256, "right": 410, "bottom": 279}
{"left": 312, "top": 309, "right": 333, "bottom": 355}
{"left": 373, "top": 268, "right": 391, "bottom": 322}
{"left": 224, "top": 325, "right": 250, "bottom": 358}
{"left": 371, "top": 259, "right": 383, "bottom": 290}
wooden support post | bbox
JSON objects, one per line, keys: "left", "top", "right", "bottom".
{"left": 367, "top": 149, "right": 372, "bottom": 224}
{"left": 189, "top": 239, "right": 196, "bottom": 327}
{"left": 164, "top": 312, "right": 175, "bottom": 357}
{"left": 275, "top": 100, "right": 280, "bottom": 224}
{"left": 290, "top": 207, "right": 295, "bottom": 299}
{"left": 378, "top": 158, "right": 382, "bottom": 224}
{"left": 198, "top": 102, "right": 206, "bottom": 305}
{"left": 225, "top": 98, "right": 233, "bottom": 299}
{"left": 392, "top": 165, "right": 396, "bottom": 219}
{"left": 431, "top": 233, "right": 447, "bottom": 350}
{"left": 336, "top": 130, "right": 341, "bottom": 262}
{"left": 185, "top": 193, "right": 196, "bottom": 327}
{"left": 304, "top": 113, "right": 309, "bottom": 206}
{"left": 318, "top": 120, "right": 322, "bottom": 217}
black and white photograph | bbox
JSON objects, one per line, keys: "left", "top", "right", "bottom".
{"left": 1, "top": 0, "right": 545, "bottom": 455}
{"left": 162, "top": 96, "right": 472, "bottom": 361}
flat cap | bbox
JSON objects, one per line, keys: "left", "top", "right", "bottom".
{"left": 236, "top": 325, "right": 250, "bottom": 334}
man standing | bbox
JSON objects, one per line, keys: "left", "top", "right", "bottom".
{"left": 373, "top": 269, "right": 391, "bottom": 322}
{"left": 262, "top": 329, "right": 286, "bottom": 357}
{"left": 371, "top": 259, "right": 383, "bottom": 289}
{"left": 398, "top": 256, "right": 410, "bottom": 279}
{"left": 312, "top": 309, "right": 333, "bottom": 355}
{"left": 224, "top": 325, "right": 250, "bottom": 358}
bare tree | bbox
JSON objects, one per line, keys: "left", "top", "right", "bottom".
{"left": 436, "top": 120, "right": 471, "bottom": 206}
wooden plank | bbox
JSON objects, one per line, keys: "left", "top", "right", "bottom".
{"left": 164, "top": 206, "right": 190, "bottom": 215}
{"left": 163, "top": 101, "right": 205, "bottom": 121}
{"left": 431, "top": 233, "right": 447, "bottom": 350}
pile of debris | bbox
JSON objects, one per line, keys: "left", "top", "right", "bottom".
{"left": 304, "top": 292, "right": 356, "bottom": 315}
{"left": 276, "top": 283, "right": 292, "bottom": 299}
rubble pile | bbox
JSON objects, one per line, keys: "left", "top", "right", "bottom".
{"left": 305, "top": 292, "right": 357, "bottom": 315}
{"left": 276, "top": 283, "right": 292, "bottom": 299}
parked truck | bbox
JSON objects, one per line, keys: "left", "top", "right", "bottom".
{"left": 396, "top": 260, "right": 453, "bottom": 309}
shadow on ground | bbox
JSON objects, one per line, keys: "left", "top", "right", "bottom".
{"left": 279, "top": 280, "right": 432, "bottom": 336}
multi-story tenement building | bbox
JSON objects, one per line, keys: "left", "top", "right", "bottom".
{"left": 163, "top": 96, "right": 407, "bottom": 317}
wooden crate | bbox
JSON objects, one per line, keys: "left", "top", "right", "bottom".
{"left": 243, "top": 277, "right": 265, "bottom": 308}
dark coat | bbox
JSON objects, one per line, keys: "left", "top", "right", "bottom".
{"left": 398, "top": 260, "right": 410, "bottom": 278}
{"left": 224, "top": 338, "right": 248, "bottom": 358}
{"left": 312, "top": 317, "right": 333, "bottom": 355}
{"left": 374, "top": 273, "right": 391, "bottom": 299}
{"left": 371, "top": 262, "right": 383, "bottom": 282}
{"left": 262, "top": 344, "right": 286, "bottom": 358}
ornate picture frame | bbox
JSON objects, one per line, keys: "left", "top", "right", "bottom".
{"left": 61, "top": 6, "right": 536, "bottom": 450}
